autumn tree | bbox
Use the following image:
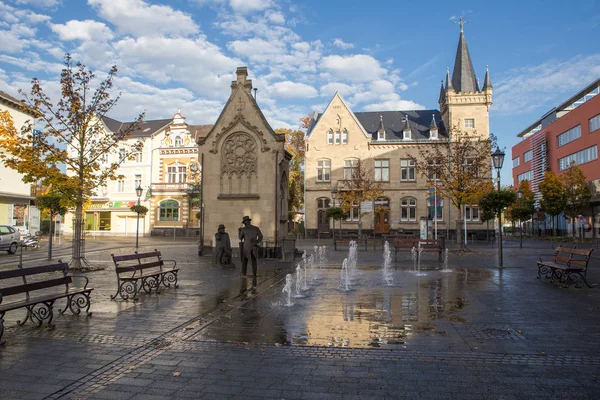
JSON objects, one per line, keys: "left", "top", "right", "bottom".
{"left": 338, "top": 159, "right": 383, "bottom": 234}
{"left": 0, "top": 54, "right": 144, "bottom": 269}
{"left": 275, "top": 127, "right": 305, "bottom": 212}
{"left": 562, "top": 162, "right": 592, "bottom": 238}
{"left": 411, "top": 128, "right": 494, "bottom": 248}
{"left": 539, "top": 171, "right": 566, "bottom": 236}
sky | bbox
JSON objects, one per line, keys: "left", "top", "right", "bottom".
{"left": 1, "top": 0, "right": 599, "bottom": 185}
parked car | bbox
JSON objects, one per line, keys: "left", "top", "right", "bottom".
{"left": 0, "top": 225, "right": 21, "bottom": 254}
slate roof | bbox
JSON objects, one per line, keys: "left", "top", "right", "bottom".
{"left": 0, "top": 89, "right": 36, "bottom": 116}
{"left": 101, "top": 116, "right": 172, "bottom": 137}
{"left": 451, "top": 31, "right": 479, "bottom": 93}
{"left": 354, "top": 110, "right": 447, "bottom": 141}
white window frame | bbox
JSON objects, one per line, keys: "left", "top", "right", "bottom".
{"left": 117, "top": 179, "right": 125, "bottom": 193}
{"left": 427, "top": 197, "right": 443, "bottom": 221}
{"left": 134, "top": 174, "right": 142, "bottom": 190}
{"left": 134, "top": 151, "right": 143, "bottom": 163}
{"left": 512, "top": 157, "right": 520, "bottom": 168}
{"left": 400, "top": 159, "right": 415, "bottom": 181}
{"left": 334, "top": 131, "right": 341, "bottom": 144}
{"left": 118, "top": 148, "right": 126, "bottom": 162}
{"left": 374, "top": 159, "right": 389, "bottom": 182}
{"left": 316, "top": 159, "right": 331, "bottom": 182}
{"left": 558, "top": 145, "right": 598, "bottom": 171}
{"left": 174, "top": 136, "right": 182, "bottom": 147}
{"left": 327, "top": 131, "right": 334, "bottom": 145}
{"left": 464, "top": 119, "right": 475, "bottom": 128}
{"left": 557, "top": 125, "right": 581, "bottom": 147}
{"left": 465, "top": 205, "right": 480, "bottom": 221}
{"left": 517, "top": 170, "right": 533, "bottom": 183}
{"left": 403, "top": 129, "right": 411, "bottom": 140}
{"left": 341, "top": 130, "right": 348, "bottom": 144}
{"left": 344, "top": 159, "right": 358, "bottom": 180}
{"left": 400, "top": 197, "right": 416, "bottom": 222}
{"left": 346, "top": 204, "right": 360, "bottom": 222}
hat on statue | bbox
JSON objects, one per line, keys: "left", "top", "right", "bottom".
{"left": 242, "top": 216, "right": 251, "bottom": 223}
{"left": 218, "top": 224, "right": 225, "bottom": 229}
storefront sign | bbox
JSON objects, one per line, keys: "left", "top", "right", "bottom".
{"left": 88, "top": 201, "right": 137, "bottom": 210}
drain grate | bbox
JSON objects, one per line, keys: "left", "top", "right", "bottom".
{"left": 467, "top": 325, "right": 526, "bottom": 341}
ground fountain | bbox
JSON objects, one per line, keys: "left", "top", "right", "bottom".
{"left": 282, "top": 274, "right": 293, "bottom": 306}
{"left": 440, "top": 248, "right": 452, "bottom": 273}
{"left": 411, "top": 246, "right": 417, "bottom": 272}
{"left": 308, "top": 254, "right": 316, "bottom": 282}
{"left": 415, "top": 243, "right": 427, "bottom": 276}
{"left": 347, "top": 240, "right": 358, "bottom": 280}
{"left": 301, "top": 251, "right": 309, "bottom": 290}
{"left": 382, "top": 241, "right": 394, "bottom": 285}
{"left": 340, "top": 258, "right": 351, "bottom": 291}
{"left": 295, "top": 264, "right": 304, "bottom": 298}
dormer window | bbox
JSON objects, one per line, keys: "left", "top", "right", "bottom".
{"left": 378, "top": 130, "right": 385, "bottom": 141}
{"left": 403, "top": 129, "right": 411, "bottom": 140}
{"left": 430, "top": 128, "right": 438, "bottom": 140}
{"left": 429, "top": 114, "right": 439, "bottom": 140}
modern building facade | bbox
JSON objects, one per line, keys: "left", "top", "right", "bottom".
{"left": 0, "top": 90, "right": 38, "bottom": 235}
{"left": 511, "top": 78, "right": 600, "bottom": 237}
{"left": 304, "top": 24, "right": 492, "bottom": 239}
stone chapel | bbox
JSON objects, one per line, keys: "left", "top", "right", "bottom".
{"left": 197, "top": 67, "right": 291, "bottom": 251}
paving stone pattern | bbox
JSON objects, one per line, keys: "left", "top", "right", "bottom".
{"left": 1, "top": 238, "right": 600, "bottom": 399}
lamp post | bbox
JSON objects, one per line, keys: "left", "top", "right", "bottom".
{"left": 517, "top": 188, "right": 523, "bottom": 249}
{"left": 135, "top": 184, "right": 143, "bottom": 249}
{"left": 492, "top": 148, "right": 505, "bottom": 267}
{"left": 331, "top": 188, "right": 338, "bottom": 244}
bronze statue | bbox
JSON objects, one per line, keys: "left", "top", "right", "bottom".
{"left": 238, "top": 215, "right": 263, "bottom": 277}
{"left": 215, "top": 224, "right": 233, "bottom": 266}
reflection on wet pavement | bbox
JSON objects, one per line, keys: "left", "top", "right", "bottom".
{"left": 195, "top": 267, "right": 493, "bottom": 348}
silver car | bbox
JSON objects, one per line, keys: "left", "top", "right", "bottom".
{"left": 0, "top": 225, "right": 20, "bottom": 254}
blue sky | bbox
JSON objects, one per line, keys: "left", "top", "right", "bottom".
{"left": 1, "top": 0, "right": 599, "bottom": 185}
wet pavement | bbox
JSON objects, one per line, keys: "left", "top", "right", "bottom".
{"left": 1, "top": 237, "right": 600, "bottom": 399}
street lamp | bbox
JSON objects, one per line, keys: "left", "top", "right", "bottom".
{"left": 517, "top": 188, "right": 523, "bottom": 249}
{"left": 331, "top": 188, "right": 338, "bottom": 244}
{"left": 135, "top": 184, "right": 143, "bottom": 249}
{"left": 491, "top": 147, "right": 505, "bottom": 267}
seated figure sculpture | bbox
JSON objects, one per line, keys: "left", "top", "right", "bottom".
{"left": 215, "top": 224, "right": 233, "bottom": 266}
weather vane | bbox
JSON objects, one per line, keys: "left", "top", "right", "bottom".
{"left": 454, "top": 16, "right": 470, "bottom": 33}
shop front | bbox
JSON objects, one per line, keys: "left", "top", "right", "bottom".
{"left": 83, "top": 200, "right": 148, "bottom": 237}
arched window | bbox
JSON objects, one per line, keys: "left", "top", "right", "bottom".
{"left": 159, "top": 199, "right": 179, "bottom": 221}
{"left": 174, "top": 136, "right": 182, "bottom": 147}
{"left": 400, "top": 197, "right": 416, "bottom": 222}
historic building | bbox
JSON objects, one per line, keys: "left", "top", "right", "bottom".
{"left": 0, "top": 90, "right": 38, "bottom": 234}
{"left": 197, "top": 67, "right": 290, "bottom": 251}
{"left": 305, "top": 24, "right": 493, "bottom": 239}
{"left": 63, "top": 110, "right": 211, "bottom": 237}
{"left": 512, "top": 77, "right": 600, "bottom": 237}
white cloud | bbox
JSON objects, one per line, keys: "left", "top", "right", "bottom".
{"left": 494, "top": 54, "right": 600, "bottom": 114}
{"left": 370, "top": 79, "right": 395, "bottom": 94}
{"left": 363, "top": 94, "right": 426, "bottom": 111}
{"left": 51, "top": 20, "right": 114, "bottom": 42}
{"left": 320, "top": 82, "right": 357, "bottom": 97}
{"left": 88, "top": 0, "right": 199, "bottom": 37}
{"left": 229, "top": 0, "right": 273, "bottom": 14}
{"left": 13, "top": 0, "right": 60, "bottom": 8}
{"left": 227, "top": 37, "right": 284, "bottom": 60}
{"left": 321, "top": 54, "right": 387, "bottom": 83}
{"left": 265, "top": 10, "right": 285, "bottom": 24}
{"left": 332, "top": 38, "right": 354, "bottom": 50}
{"left": 270, "top": 81, "right": 318, "bottom": 99}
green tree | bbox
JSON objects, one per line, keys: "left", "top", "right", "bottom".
{"left": 0, "top": 54, "right": 144, "bottom": 269}
{"left": 511, "top": 180, "right": 536, "bottom": 233}
{"left": 539, "top": 171, "right": 566, "bottom": 236}
{"left": 478, "top": 188, "right": 517, "bottom": 219}
{"left": 36, "top": 193, "right": 68, "bottom": 261}
{"left": 411, "top": 127, "right": 495, "bottom": 248}
{"left": 562, "top": 163, "right": 592, "bottom": 238}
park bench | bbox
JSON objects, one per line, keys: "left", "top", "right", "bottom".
{"left": 111, "top": 250, "right": 179, "bottom": 300}
{"left": 0, "top": 260, "right": 93, "bottom": 346}
{"left": 382, "top": 234, "right": 415, "bottom": 249}
{"left": 334, "top": 235, "right": 370, "bottom": 251}
{"left": 536, "top": 247, "right": 594, "bottom": 288}
{"left": 394, "top": 238, "right": 443, "bottom": 262}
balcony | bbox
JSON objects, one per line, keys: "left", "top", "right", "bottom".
{"left": 150, "top": 183, "right": 190, "bottom": 192}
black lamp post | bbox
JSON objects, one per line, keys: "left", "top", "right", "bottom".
{"left": 331, "top": 188, "right": 338, "bottom": 244}
{"left": 517, "top": 188, "right": 523, "bottom": 249}
{"left": 492, "top": 148, "right": 505, "bottom": 267}
{"left": 135, "top": 184, "right": 143, "bottom": 249}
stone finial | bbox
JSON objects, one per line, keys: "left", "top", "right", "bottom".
{"left": 231, "top": 66, "right": 253, "bottom": 94}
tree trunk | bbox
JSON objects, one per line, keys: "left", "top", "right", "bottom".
{"left": 486, "top": 220, "right": 489, "bottom": 242}
{"left": 47, "top": 214, "right": 53, "bottom": 261}
{"left": 456, "top": 206, "right": 463, "bottom": 248}
{"left": 72, "top": 201, "right": 84, "bottom": 269}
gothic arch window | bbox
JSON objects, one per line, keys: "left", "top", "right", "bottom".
{"left": 174, "top": 136, "right": 182, "bottom": 147}
{"left": 159, "top": 199, "right": 180, "bottom": 221}
{"left": 220, "top": 132, "right": 258, "bottom": 195}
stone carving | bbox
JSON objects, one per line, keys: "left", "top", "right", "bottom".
{"left": 221, "top": 132, "right": 258, "bottom": 176}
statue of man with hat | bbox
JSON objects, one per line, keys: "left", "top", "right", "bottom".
{"left": 215, "top": 224, "right": 233, "bottom": 266}
{"left": 238, "top": 215, "right": 263, "bottom": 277}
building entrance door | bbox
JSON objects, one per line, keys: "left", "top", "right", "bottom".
{"left": 317, "top": 198, "right": 331, "bottom": 233}
{"left": 375, "top": 209, "right": 390, "bottom": 233}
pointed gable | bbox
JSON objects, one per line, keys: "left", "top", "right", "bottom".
{"left": 306, "top": 92, "right": 370, "bottom": 140}
{"left": 451, "top": 22, "right": 479, "bottom": 93}
{"left": 198, "top": 67, "right": 283, "bottom": 152}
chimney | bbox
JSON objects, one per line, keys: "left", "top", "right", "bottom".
{"left": 231, "top": 66, "right": 253, "bottom": 94}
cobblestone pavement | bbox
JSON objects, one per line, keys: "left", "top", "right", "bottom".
{"left": 1, "top": 238, "right": 600, "bottom": 399}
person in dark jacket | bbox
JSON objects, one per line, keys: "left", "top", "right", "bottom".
{"left": 215, "top": 224, "right": 232, "bottom": 266}
{"left": 238, "top": 215, "right": 263, "bottom": 277}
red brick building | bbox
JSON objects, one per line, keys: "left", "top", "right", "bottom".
{"left": 511, "top": 78, "right": 600, "bottom": 237}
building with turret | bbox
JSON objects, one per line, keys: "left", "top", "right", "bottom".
{"left": 305, "top": 22, "right": 493, "bottom": 240}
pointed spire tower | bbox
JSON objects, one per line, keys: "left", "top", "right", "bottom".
{"left": 439, "top": 18, "right": 492, "bottom": 140}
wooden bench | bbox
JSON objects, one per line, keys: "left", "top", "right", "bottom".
{"left": 536, "top": 247, "right": 594, "bottom": 288}
{"left": 394, "top": 239, "right": 443, "bottom": 262}
{"left": 334, "top": 236, "right": 370, "bottom": 251}
{"left": 111, "top": 250, "right": 179, "bottom": 300}
{"left": 0, "top": 261, "right": 93, "bottom": 346}
{"left": 382, "top": 234, "right": 415, "bottom": 249}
